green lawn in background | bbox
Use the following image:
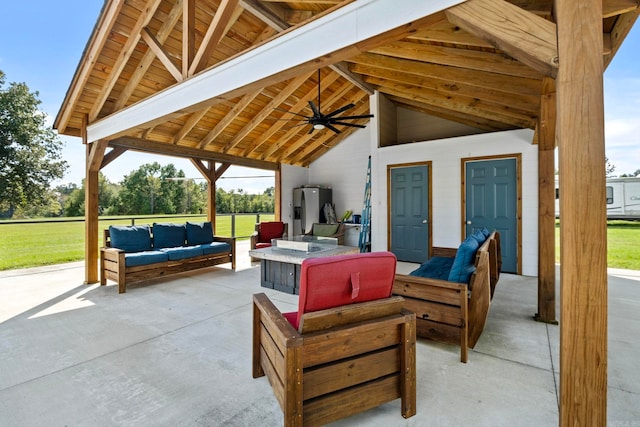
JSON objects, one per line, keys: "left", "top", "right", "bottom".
{"left": 0, "top": 214, "right": 273, "bottom": 271}
{"left": 554, "top": 220, "right": 640, "bottom": 271}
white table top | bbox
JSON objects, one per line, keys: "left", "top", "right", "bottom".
{"left": 249, "top": 245, "right": 359, "bottom": 265}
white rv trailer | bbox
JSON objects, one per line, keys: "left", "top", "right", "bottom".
{"left": 555, "top": 177, "right": 640, "bottom": 220}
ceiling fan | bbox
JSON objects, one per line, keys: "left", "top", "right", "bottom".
{"left": 277, "top": 70, "right": 374, "bottom": 134}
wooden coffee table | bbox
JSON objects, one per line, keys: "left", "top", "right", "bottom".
{"left": 249, "top": 242, "right": 359, "bottom": 295}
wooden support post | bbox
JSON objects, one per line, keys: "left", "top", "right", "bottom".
{"left": 536, "top": 77, "right": 557, "bottom": 324}
{"left": 84, "top": 138, "right": 108, "bottom": 284}
{"left": 274, "top": 165, "right": 281, "bottom": 221}
{"left": 556, "top": 0, "right": 608, "bottom": 425}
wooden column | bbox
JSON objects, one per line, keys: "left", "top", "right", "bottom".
{"left": 274, "top": 165, "right": 281, "bottom": 221}
{"left": 84, "top": 139, "right": 108, "bottom": 284}
{"left": 536, "top": 77, "right": 557, "bottom": 324}
{"left": 556, "top": 0, "right": 608, "bottom": 425}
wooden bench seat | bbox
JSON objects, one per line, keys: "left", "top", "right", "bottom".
{"left": 100, "top": 224, "right": 235, "bottom": 293}
{"left": 393, "top": 231, "right": 501, "bottom": 362}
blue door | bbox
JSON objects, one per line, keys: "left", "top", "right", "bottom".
{"left": 466, "top": 158, "right": 518, "bottom": 273}
{"left": 390, "top": 165, "right": 429, "bottom": 263}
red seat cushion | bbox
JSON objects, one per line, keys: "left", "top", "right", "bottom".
{"left": 286, "top": 252, "right": 397, "bottom": 329}
{"left": 255, "top": 242, "right": 272, "bottom": 249}
{"left": 258, "top": 222, "right": 285, "bottom": 243}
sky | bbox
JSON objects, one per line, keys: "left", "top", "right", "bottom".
{"left": 1, "top": 2, "right": 639, "bottom": 191}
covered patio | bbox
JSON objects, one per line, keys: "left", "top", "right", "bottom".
{"left": 51, "top": 0, "right": 639, "bottom": 423}
{"left": 0, "top": 244, "right": 639, "bottom": 425}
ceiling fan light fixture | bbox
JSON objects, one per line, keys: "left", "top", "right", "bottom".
{"left": 313, "top": 123, "right": 326, "bottom": 130}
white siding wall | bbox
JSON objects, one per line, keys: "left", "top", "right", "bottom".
{"left": 281, "top": 127, "right": 539, "bottom": 276}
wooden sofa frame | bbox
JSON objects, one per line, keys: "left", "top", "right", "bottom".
{"left": 100, "top": 228, "right": 236, "bottom": 294}
{"left": 393, "top": 231, "right": 501, "bottom": 363}
{"left": 253, "top": 294, "right": 416, "bottom": 426}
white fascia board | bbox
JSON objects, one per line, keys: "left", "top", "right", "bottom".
{"left": 88, "top": 0, "right": 464, "bottom": 143}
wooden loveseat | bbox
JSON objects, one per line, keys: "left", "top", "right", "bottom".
{"left": 100, "top": 222, "right": 235, "bottom": 293}
{"left": 393, "top": 230, "right": 501, "bottom": 362}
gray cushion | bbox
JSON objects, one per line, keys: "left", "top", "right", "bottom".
{"left": 312, "top": 223, "right": 339, "bottom": 237}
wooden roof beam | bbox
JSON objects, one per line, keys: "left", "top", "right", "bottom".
{"left": 189, "top": 0, "right": 241, "bottom": 76}
{"left": 604, "top": 8, "right": 640, "bottom": 68}
{"left": 54, "top": 0, "right": 125, "bottom": 133}
{"left": 89, "top": 0, "right": 164, "bottom": 122}
{"left": 86, "top": 0, "right": 465, "bottom": 143}
{"left": 113, "top": 0, "right": 184, "bottom": 112}
{"left": 141, "top": 27, "right": 182, "bottom": 82}
{"left": 445, "top": 0, "right": 558, "bottom": 78}
{"left": 240, "top": 0, "right": 375, "bottom": 95}
{"left": 197, "top": 91, "right": 261, "bottom": 149}
{"left": 110, "top": 136, "right": 278, "bottom": 170}
{"left": 222, "top": 71, "right": 314, "bottom": 153}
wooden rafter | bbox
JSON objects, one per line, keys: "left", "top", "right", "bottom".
{"left": 189, "top": 0, "right": 241, "bottom": 75}
{"left": 173, "top": 108, "right": 211, "bottom": 144}
{"left": 88, "top": 0, "right": 163, "bottom": 122}
{"left": 141, "top": 27, "right": 182, "bottom": 82}
{"left": 446, "top": 0, "right": 559, "bottom": 78}
{"left": 198, "top": 91, "right": 262, "bottom": 149}
{"left": 182, "top": 0, "right": 195, "bottom": 78}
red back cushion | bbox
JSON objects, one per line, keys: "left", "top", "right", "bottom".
{"left": 288, "top": 252, "right": 397, "bottom": 329}
{"left": 258, "top": 222, "right": 285, "bottom": 243}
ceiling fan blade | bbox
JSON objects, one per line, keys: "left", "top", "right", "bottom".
{"left": 325, "top": 103, "right": 355, "bottom": 118}
{"left": 331, "top": 121, "right": 367, "bottom": 128}
{"left": 307, "top": 125, "right": 315, "bottom": 134}
{"left": 273, "top": 107, "right": 310, "bottom": 119}
{"left": 330, "top": 114, "right": 374, "bottom": 120}
{"left": 308, "top": 100, "right": 321, "bottom": 118}
{"left": 325, "top": 123, "right": 342, "bottom": 134}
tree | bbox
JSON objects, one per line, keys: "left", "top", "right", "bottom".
{"left": 63, "top": 173, "right": 118, "bottom": 216}
{"left": 0, "top": 71, "right": 68, "bottom": 218}
{"left": 605, "top": 156, "right": 615, "bottom": 177}
{"left": 116, "top": 163, "right": 188, "bottom": 215}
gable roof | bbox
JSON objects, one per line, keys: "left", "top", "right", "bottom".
{"left": 54, "top": 0, "right": 638, "bottom": 168}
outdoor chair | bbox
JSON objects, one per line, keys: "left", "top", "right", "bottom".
{"left": 304, "top": 222, "right": 346, "bottom": 245}
{"left": 252, "top": 252, "right": 416, "bottom": 426}
{"left": 250, "top": 222, "right": 288, "bottom": 260}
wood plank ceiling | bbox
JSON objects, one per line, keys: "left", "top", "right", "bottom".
{"left": 55, "top": 0, "right": 639, "bottom": 168}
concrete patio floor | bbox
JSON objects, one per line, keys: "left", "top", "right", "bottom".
{"left": 1, "top": 241, "right": 639, "bottom": 426}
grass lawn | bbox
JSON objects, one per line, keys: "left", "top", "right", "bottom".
{"left": 555, "top": 220, "right": 640, "bottom": 270}
{"left": 0, "top": 214, "right": 273, "bottom": 271}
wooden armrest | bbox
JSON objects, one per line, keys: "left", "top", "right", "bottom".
{"left": 394, "top": 274, "right": 467, "bottom": 291}
{"left": 253, "top": 293, "right": 301, "bottom": 345}
{"left": 213, "top": 236, "right": 235, "bottom": 245}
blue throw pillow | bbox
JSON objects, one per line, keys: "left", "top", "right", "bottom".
{"left": 470, "top": 229, "right": 486, "bottom": 245}
{"left": 186, "top": 221, "right": 214, "bottom": 245}
{"left": 448, "top": 235, "right": 480, "bottom": 283}
{"left": 109, "top": 225, "right": 152, "bottom": 253}
{"left": 153, "top": 223, "right": 186, "bottom": 249}
{"left": 480, "top": 227, "right": 490, "bottom": 239}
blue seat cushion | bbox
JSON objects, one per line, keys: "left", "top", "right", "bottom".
{"left": 124, "top": 250, "right": 168, "bottom": 267}
{"left": 196, "top": 242, "right": 232, "bottom": 255}
{"left": 153, "top": 223, "right": 186, "bottom": 249}
{"left": 159, "top": 246, "right": 204, "bottom": 261}
{"left": 186, "top": 221, "right": 214, "bottom": 245}
{"left": 448, "top": 235, "right": 480, "bottom": 284}
{"left": 409, "top": 257, "right": 454, "bottom": 280}
{"left": 109, "top": 225, "right": 152, "bottom": 253}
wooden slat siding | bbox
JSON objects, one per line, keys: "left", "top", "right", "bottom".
{"left": 303, "top": 375, "right": 401, "bottom": 427}
{"left": 399, "top": 310, "right": 417, "bottom": 418}
{"left": 299, "top": 297, "right": 404, "bottom": 333}
{"left": 400, "top": 297, "right": 464, "bottom": 327}
{"left": 259, "top": 347, "right": 286, "bottom": 411}
{"left": 415, "top": 318, "right": 461, "bottom": 345}
{"left": 303, "top": 348, "right": 400, "bottom": 400}
{"left": 467, "top": 250, "right": 491, "bottom": 347}
{"left": 393, "top": 276, "right": 464, "bottom": 306}
{"left": 557, "top": 0, "right": 608, "bottom": 423}
{"left": 301, "top": 317, "right": 404, "bottom": 368}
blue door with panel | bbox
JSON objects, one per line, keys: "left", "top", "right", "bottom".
{"left": 465, "top": 158, "right": 518, "bottom": 273}
{"left": 390, "top": 165, "right": 429, "bottom": 263}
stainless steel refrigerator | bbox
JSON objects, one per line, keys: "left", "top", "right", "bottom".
{"left": 292, "top": 186, "right": 332, "bottom": 235}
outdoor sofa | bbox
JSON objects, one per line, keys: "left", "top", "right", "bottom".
{"left": 100, "top": 221, "right": 235, "bottom": 293}
{"left": 393, "top": 229, "right": 501, "bottom": 362}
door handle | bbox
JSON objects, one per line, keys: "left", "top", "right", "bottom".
{"left": 422, "top": 220, "right": 428, "bottom": 224}
{"left": 466, "top": 221, "right": 472, "bottom": 225}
